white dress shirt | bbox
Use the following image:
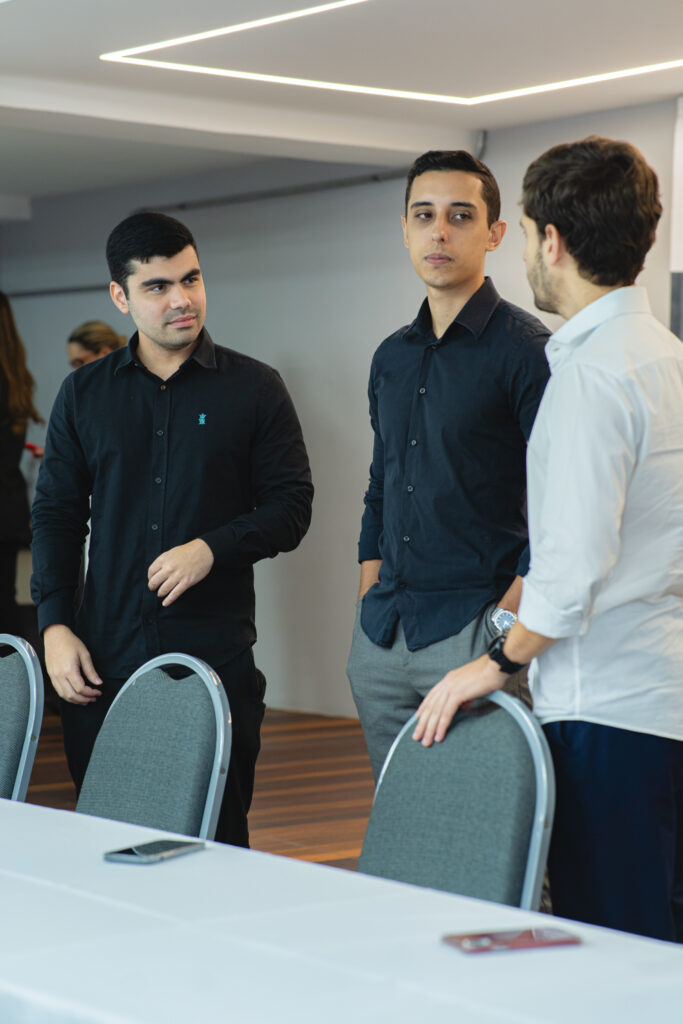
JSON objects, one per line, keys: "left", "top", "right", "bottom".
{"left": 519, "top": 287, "right": 683, "bottom": 740}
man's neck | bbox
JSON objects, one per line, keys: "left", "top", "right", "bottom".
{"left": 558, "top": 278, "right": 627, "bottom": 322}
{"left": 136, "top": 334, "right": 198, "bottom": 381}
{"left": 426, "top": 276, "right": 484, "bottom": 339}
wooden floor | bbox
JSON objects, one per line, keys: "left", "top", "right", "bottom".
{"left": 26, "top": 706, "right": 375, "bottom": 871}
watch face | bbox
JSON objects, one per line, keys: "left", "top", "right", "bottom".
{"left": 492, "top": 608, "right": 516, "bottom": 632}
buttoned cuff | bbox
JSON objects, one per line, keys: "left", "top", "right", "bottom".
{"left": 36, "top": 590, "right": 76, "bottom": 635}
{"left": 518, "top": 577, "right": 589, "bottom": 639}
{"left": 358, "top": 531, "right": 381, "bottom": 564}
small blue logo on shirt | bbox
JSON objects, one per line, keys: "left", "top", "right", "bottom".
{"left": 198, "top": 413, "right": 207, "bottom": 425}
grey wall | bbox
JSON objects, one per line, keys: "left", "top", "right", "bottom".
{"left": 0, "top": 98, "right": 677, "bottom": 715}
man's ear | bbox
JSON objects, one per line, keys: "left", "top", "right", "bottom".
{"left": 543, "top": 223, "right": 564, "bottom": 265}
{"left": 401, "top": 215, "right": 409, "bottom": 249}
{"left": 486, "top": 220, "right": 507, "bottom": 252}
{"left": 110, "top": 281, "right": 129, "bottom": 315}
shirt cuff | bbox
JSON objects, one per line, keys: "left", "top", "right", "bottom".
{"left": 358, "top": 532, "right": 381, "bottom": 563}
{"left": 36, "top": 590, "right": 76, "bottom": 635}
{"left": 518, "top": 577, "right": 589, "bottom": 639}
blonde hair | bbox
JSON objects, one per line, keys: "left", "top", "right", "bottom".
{"left": 68, "top": 320, "right": 126, "bottom": 355}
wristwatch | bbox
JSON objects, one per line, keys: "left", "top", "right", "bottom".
{"left": 491, "top": 607, "right": 517, "bottom": 633}
{"left": 487, "top": 632, "right": 525, "bottom": 675}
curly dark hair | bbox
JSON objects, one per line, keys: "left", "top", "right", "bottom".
{"left": 522, "top": 137, "right": 661, "bottom": 286}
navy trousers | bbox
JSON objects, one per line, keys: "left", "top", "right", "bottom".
{"left": 544, "top": 720, "right": 683, "bottom": 943}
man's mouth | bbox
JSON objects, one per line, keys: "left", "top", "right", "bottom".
{"left": 425, "top": 253, "right": 452, "bottom": 265}
{"left": 167, "top": 314, "right": 197, "bottom": 327}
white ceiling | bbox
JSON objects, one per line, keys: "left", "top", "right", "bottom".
{"left": 1, "top": 0, "right": 682, "bottom": 212}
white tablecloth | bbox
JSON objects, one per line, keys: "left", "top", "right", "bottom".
{"left": 0, "top": 799, "right": 681, "bottom": 1023}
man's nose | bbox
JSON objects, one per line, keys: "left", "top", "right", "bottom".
{"left": 169, "top": 286, "right": 191, "bottom": 307}
{"left": 431, "top": 216, "right": 448, "bottom": 241}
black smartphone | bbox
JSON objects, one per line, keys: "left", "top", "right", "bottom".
{"left": 103, "top": 839, "right": 205, "bottom": 864}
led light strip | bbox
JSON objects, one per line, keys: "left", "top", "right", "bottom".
{"left": 100, "top": 1, "right": 683, "bottom": 108}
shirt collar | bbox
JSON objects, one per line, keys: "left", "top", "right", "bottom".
{"left": 114, "top": 327, "right": 218, "bottom": 376}
{"left": 407, "top": 277, "right": 501, "bottom": 344}
{"left": 546, "top": 286, "right": 652, "bottom": 372}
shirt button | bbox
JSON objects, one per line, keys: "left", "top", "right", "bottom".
{"left": 419, "top": 387, "right": 426, "bottom": 395}
{"left": 154, "top": 477, "right": 162, "bottom": 484}
{"left": 407, "top": 485, "right": 414, "bottom": 493}
{"left": 160, "top": 385, "right": 167, "bottom": 391}
{"left": 430, "top": 344, "right": 437, "bottom": 351}
{"left": 151, "top": 524, "right": 158, "bottom": 531}
{"left": 403, "top": 535, "right": 410, "bottom": 543}
{"left": 156, "top": 429, "right": 164, "bottom": 436}
{"left": 397, "top": 581, "right": 407, "bottom": 589}
{"left": 409, "top": 439, "right": 417, "bottom": 446}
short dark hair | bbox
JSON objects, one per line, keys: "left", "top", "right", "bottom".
{"left": 405, "top": 150, "right": 501, "bottom": 225}
{"left": 522, "top": 137, "right": 662, "bottom": 287}
{"left": 106, "top": 212, "right": 197, "bottom": 295}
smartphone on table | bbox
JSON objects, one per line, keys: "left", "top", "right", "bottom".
{"left": 443, "top": 927, "right": 581, "bottom": 953}
{"left": 103, "top": 839, "right": 205, "bottom": 864}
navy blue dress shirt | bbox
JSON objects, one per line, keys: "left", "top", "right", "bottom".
{"left": 31, "top": 330, "right": 313, "bottom": 677}
{"left": 358, "top": 278, "right": 550, "bottom": 651}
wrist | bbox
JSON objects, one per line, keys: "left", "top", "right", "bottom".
{"left": 487, "top": 631, "right": 526, "bottom": 675}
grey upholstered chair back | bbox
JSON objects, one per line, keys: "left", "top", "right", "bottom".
{"left": 77, "top": 653, "right": 231, "bottom": 840}
{"left": 0, "top": 634, "right": 45, "bottom": 801}
{"left": 358, "top": 691, "right": 554, "bottom": 910}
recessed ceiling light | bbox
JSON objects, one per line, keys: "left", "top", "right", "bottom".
{"left": 100, "top": 2, "right": 683, "bottom": 108}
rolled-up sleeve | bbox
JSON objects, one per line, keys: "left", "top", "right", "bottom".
{"left": 519, "top": 363, "right": 638, "bottom": 638}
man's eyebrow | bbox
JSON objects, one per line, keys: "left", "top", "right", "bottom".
{"left": 409, "top": 200, "right": 477, "bottom": 210}
{"left": 139, "top": 267, "right": 201, "bottom": 287}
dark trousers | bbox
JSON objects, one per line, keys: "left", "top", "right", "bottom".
{"left": 60, "top": 647, "right": 266, "bottom": 848}
{"left": 544, "top": 720, "right": 683, "bottom": 943}
{"left": 0, "top": 543, "right": 20, "bottom": 635}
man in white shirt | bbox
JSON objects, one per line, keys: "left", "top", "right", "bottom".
{"left": 412, "top": 136, "right": 683, "bottom": 943}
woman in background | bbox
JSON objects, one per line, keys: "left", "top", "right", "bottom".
{"left": 0, "top": 291, "right": 43, "bottom": 634}
{"left": 66, "top": 320, "right": 125, "bottom": 370}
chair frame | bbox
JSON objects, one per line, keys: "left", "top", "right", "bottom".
{"left": 0, "top": 633, "right": 45, "bottom": 801}
{"left": 101, "top": 652, "right": 231, "bottom": 840}
{"left": 375, "top": 690, "right": 555, "bottom": 910}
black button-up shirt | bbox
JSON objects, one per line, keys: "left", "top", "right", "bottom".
{"left": 31, "top": 330, "right": 313, "bottom": 677}
{"left": 358, "top": 278, "right": 549, "bottom": 651}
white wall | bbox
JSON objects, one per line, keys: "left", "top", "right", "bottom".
{"left": 484, "top": 99, "right": 676, "bottom": 332}
{"left": 0, "top": 99, "right": 677, "bottom": 716}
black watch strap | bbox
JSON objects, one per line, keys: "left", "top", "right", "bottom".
{"left": 487, "top": 632, "right": 525, "bottom": 675}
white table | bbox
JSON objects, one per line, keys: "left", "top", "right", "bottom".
{"left": 0, "top": 799, "right": 681, "bottom": 1024}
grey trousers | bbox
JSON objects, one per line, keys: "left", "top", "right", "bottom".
{"left": 347, "top": 601, "right": 530, "bottom": 783}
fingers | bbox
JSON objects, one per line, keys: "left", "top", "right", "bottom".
{"left": 413, "top": 678, "right": 461, "bottom": 747}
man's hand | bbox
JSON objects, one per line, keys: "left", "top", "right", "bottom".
{"left": 147, "top": 538, "right": 214, "bottom": 607}
{"left": 44, "top": 625, "right": 102, "bottom": 705}
{"left": 358, "top": 559, "right": 382, "bottom": 602}
{"left": 412, "top": 655, "right": 505, "bottom": 747}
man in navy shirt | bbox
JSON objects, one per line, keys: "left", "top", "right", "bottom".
{"left": 347, "top": 150, "right": 550, "bottom": 781}
{"left": 32, "top": 212, "right": 313, "bottom": 845}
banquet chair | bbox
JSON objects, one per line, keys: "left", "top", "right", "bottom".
{"left": 0, "top": 634, "right": 45, "bottom": 801}
{"left": 358, "top": 691, "right": 554, "bottom": 910}
{"left": 77, "top": 653, "right": 231, "bottom": 840}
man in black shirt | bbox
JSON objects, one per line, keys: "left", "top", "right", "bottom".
{"left": 31, "top": 212, "right": 313, "bottom": 845}
{"left": 347, "top": 151, "right": 550, "bottom": 781}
